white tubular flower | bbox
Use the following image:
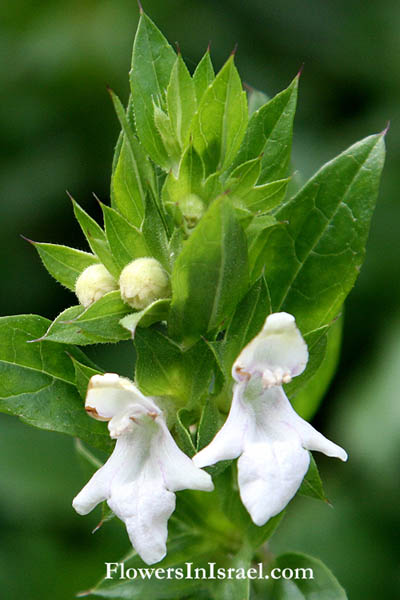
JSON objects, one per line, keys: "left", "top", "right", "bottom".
{"left": 193, "top": 312, "right": 347, "bottom": 527}
{"left": 73, "top": 374, "right": 213, "bottom": 565}
{"left": 75, "top": 263, "right": 117, "bottom": 307}
{"left": 119, "top": 257, "right": 171, "bottom": 310}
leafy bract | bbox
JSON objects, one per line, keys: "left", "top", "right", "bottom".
{"left": 234, "top": 75, "right": 299, "bottom": 183}
{"left": 39, "top": 292, "right": 131, "bottom": 345}
{"left": 263, "top": 133, "right": 385, "bottom": 334}
{"left": 102, "top": 204, "right": 149, "bottom": 272}
{"left": 169, "top": 197, "right": 249, "bottom": 346}
{"left": 134, "top": 327, "right": 216, "bottom": 409}
{"left": 193, "top": 48, "right": 215, "bottom": 102}
{"left": 109, "top": 90, "right": 154, "bottom": 227}
{"left": 32, "top": 242, "right": 98, "bottom": 291}
{"left": 72, "top": 199, "right": 119, "bottom": 279}
{"left": 130, "top": 12, "right": 176, "bottom": 168}
{"left": 0, "top": 315, "right": 112, "bottom": 450}
{"left": 192, "top": 55, "right": 248, "bottom": 174}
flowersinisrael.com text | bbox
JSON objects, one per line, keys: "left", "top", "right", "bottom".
{"left": 105, "top": 562, "right": 314, "bottom": 581}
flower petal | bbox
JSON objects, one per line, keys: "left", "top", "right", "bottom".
{"left": 232, "top": 312, "right": 308, "bottom": 384}
{"left": 193, "top": 382, "right": 249, "bottom": 468}
{"left": 157, "top": 420, "right": 214, "bottom": 492}
{"left": 108, "top": 473, "right": 176, "bottom": 565}
{"left": 238, "top": 438, "right": 310, "bottom": 526}
{"left": 85, "top": 373, "right": 157, "bottom": 421}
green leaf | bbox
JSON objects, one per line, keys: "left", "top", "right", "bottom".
{"left": 162, "top": 145, "right": 205, "bottom": 217}
{"left": 192, "top": 55, "right": 248, "bottom": 174}
{"left": 175, "top": 408, "right": 197, "bottom": 457}
{"left": 111, "top": 139, "right": 146, "bottom": 228}
{"left": 109, "top": 89, "right": 155, "bottom": 227}
{"left": 167, "top": 54, "right": 197, "bottom": 149}
{"left": 234, "top": 75, "right": 299, "bottom": 183}
{"left": 247, "top": 86, "right": 269, "bottom": 116}
{"left": 38, "top": 305, "right": 107, "bottom": 345}
{"left": 70, "top": 355, "right": 103, "bottom": 400}
{"left": 41, "top": 292, "right": 131, "bottom": 345}
{"left": 102, "top": 204, "right": 149, "bottom": 272}
{"left": 264, "top": 133, "right": 385, "bottom": 334}
{"left": 220, "top": 276, "right": 271, "bottom": 377}
{"left": 197, "top": 397, "right": 220, "bottom": 451}
{"left": 272, "top": 553, "right": 347, "bottom": 599}
{"left": 193, "top": 48, "right": 215, "bottom": 101}
{"left": 73, "top": 291, "right": 132, "bottom": 341}
{"left": 120, "top": 299, "right": 170, "bottom": 337}
{"left": 246, "top": 215, "right": 278, "bottom": 283}
{"left": 291, "top": 316, "right": 342, "bottom": 419}
{"left": 169, "top": 197, "right": 249, "bottom": 346}
{"left": 32, "top": 242, "right": 98, "bottom": 291}
{"left": 298, "top": 454, "right": 327, "bottom": 502}
{"left": 72, "top": 198, "right": 119, "bottom": 279}
{"left": 142, "top": 191, "right": 171, "bottom": 270}
{"left": 130, "top": 12, "right": 176, "bottom": 167}
{"left": 134, "top": 328, "right": 216, "bottom": 408}
{"left": 0, "top": 315, "right": 112, "bottom": 450}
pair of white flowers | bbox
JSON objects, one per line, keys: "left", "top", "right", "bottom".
{"left": 73, "top": 312, "right": 347, "bottom": 565}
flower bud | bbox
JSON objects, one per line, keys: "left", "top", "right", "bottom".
{"left": 179, "top": 194, "right": 204, "bottom": 228}
{"left": 75, "top": 264, "right": 118, "bottom": 307}
{"left": 119, "top": 257, "right": 170, "bottom": 310}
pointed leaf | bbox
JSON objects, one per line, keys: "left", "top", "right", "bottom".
{"left": 134, "top": 328, "right": 216, "bottom": 408}
{"left": 70, "top": 355, "right": 103, "bottom": 400}
{"left": 234, "top": 75, "right": 298, "bottom": 183}
{"left": 167, "top": 54, "right": 197, "bottom": 148}
{"left": 72, "top": 199, "right": 119, "bottom": 278}
{"left": 264, "top": 133, "right": 385, "bottom": 334}
{"left": 0, "top": 315, "right": 112, "bottom": 450}
{"left": 169, "top": 197, "right": 249, "bottom": 345}
{"left": 142, "top": 192, "right": 171, "bottom": 270}
{"left": 120, "top": 299, "right": 170, "bottom": 337}
{"left": 193, "top": 48, "right": 215, "bottom": 102}
{"left": 192, "top": 55, "right": 248, "bottom": 174}
{"left": 109, "top": 90, "right": 155, "bottom": 226}
{"left": 130, "top": 13, "right": 176, "bottom": 167}
{"left": 33, "top": 242, "right": 98, "bottom": 291}
{"left": 298, "top": 454, "right": 327, "bottom": 502}
{"left": 102, "top": 204, "right": 149, "bottom": 272}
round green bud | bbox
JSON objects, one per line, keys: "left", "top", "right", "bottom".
{"left": 179, "top": 194, "right": 204, "bottom": 228}
{"left": 119, "top": 257, "right": 171, "bottom": 310}
{"left": 75, "top": 264, "right": 118, "bottom": 308}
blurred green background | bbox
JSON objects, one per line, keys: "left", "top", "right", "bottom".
{"left": 0, "top": 1, "right": 398, "bottom": 598}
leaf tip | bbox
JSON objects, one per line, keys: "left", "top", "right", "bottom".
{"left": 76, "top": 589, "right": 93, "bottom": 598}
{"left": 381, "top": 121, "right": 390, "bottom": 137}
{"left": 175, "top": 41, "right": 181, "bottom": 56}
{"left": 20, "top": 234, "right": 36, "bottom": 245}
{"left": 230, "top": 43, "right": 238, "bottom": 57}
{"left": 296, "top": 63, "right": 305, "bottom": 79}
{"left": 137, "top": 0, "right": 144, "bottom": 15}
{"left": 207, "top": 40, "right": 212, "bottom": 53}
{"left": 92, "top": 519, "right": 104, "bottom": 534}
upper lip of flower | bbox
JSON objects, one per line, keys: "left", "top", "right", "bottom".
{"left": 193, "top": 311, "right": 348, "bottom": 526}
{"left": 72, "top": 373, "right": 213, "bottom": 565}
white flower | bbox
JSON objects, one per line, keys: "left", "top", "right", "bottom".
{"left": 193, "top": 312, "right": 347, "bottom": 527}
{"left": 73, "top": 374, "right": 213, "bottom": 565}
